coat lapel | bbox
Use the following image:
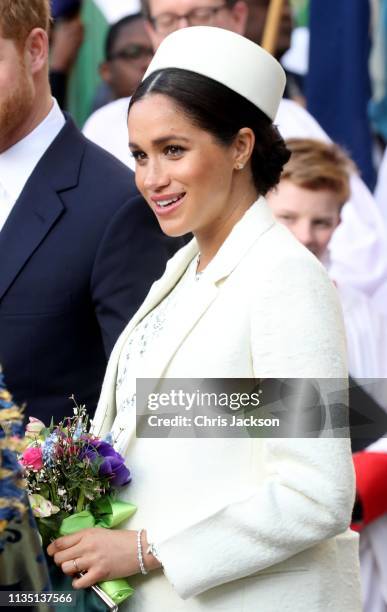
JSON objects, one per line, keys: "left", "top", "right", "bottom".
{"left": 0, "top": 184, "right": 64, "bottom": 301}
{"left": 0, "top": 115, "right": 85, "bottom": 302}
{"left": 137, "top": 275, "right": 219, "bottom": 380}
{"left": 93, "top": 238, "right": 200, "bottom": 436}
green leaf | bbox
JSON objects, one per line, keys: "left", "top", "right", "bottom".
{"left": 37, "top": 511, "right": 69, "bottom": 547}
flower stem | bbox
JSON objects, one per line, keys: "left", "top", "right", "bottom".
{"left": 76, "top": 489, "right": 85, "bottom": 513}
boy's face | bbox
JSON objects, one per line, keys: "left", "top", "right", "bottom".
{"left": 267, "top": 179, "right": 342, "bottom": 260}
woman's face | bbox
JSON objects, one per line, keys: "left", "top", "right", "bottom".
{"left": 128, "top": 93, "right": 244, "bottom": 238}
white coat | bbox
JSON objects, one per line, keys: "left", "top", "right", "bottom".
{"left": 92, "top": 198, "right": 361, "bottom": 611}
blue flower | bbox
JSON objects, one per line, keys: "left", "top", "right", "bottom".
{"left": 42, "top": 432, "right": 59, "bottom": 467}
{"left": 73, "top": 420, "right": 84, "bottom": 441}
{"left": 103, "top": 432, "right": 114, "bottom": 446}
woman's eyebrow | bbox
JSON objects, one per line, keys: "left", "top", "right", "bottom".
{"left": 129, "top": 135, "right": 191, "bottom": 149}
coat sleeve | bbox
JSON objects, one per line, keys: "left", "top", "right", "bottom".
{"left": 90, "top": 195, "right": 184, "bottom": 356}
{"left": 155, "top": 253, "right": 355, "bottom": 600}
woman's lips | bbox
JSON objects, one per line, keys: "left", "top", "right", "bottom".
{"left": 150, "top": 192, "right": 186, "bottom": 216}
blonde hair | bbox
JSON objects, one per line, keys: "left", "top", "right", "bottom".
{"left": 282, "top": 138, "right": 356, "bottom": 207}
{"left": 0, "top": 0, "right": 51, "bottom": 44}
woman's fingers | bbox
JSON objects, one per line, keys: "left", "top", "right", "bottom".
{"left": 48, "top": 528, "right": 140, "bottom": 586}
{"left": 72, "top": 567, "right": 106, "bottom": 590}
{"left": 52, "top": 543, "right": 84, "bottom": 567}
{"left": 61, "top": 556, "right": 90, "bottom": 576}
{"left": 47, "top": 531, "right": 83, "bottom": 556}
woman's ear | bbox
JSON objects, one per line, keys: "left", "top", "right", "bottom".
{"left": 233, "top": 127, "right": 255, "bottom": 170}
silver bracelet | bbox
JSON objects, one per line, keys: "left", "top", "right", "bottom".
{"left": 146, "top": 542, "right": 162, "bottom": 565}
{"left": 137, "top": 529, "right": 148, "bottom": 575}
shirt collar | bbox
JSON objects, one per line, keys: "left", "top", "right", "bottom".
{"left": 0, "top": 98, "right": 65, "bottom": 203}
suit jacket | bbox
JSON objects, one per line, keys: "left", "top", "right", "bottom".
{"left": 93, "top": 199, "right": 361, "bottom": 611}
{"left": 0, "top": 116, "right": 183, "bottom": 424}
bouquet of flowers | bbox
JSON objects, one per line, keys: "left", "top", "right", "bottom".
{"left": 20, "top": 398, "right": 136, "bottom": 605}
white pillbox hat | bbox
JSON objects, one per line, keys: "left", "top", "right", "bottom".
{"left": 143, "top": 26, "right": 286, "bottom": 121}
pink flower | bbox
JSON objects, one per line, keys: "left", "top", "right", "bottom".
{"left": 21, "top": 446, "right": 43, "bottom": 471}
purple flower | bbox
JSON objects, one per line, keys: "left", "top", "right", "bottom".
{"left": 88, "top": 440, "right": 131, "bottom": 487}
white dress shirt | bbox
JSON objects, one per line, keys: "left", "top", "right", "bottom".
{"left": 0, "top": 182, "right": 10, "bottom": 232}
{"left": 0, "top": 98, "right": 65, "bottom": 231}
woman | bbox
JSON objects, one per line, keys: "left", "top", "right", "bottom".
{"left": 48, "top": 27, "right": 361, "bottom": 611}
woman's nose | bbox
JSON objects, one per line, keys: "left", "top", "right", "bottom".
{"left": 143, "top": 159, "right": 170, "bottom": 191}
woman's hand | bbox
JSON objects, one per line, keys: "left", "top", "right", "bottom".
{"left": 47, "top": 528, "right": 161, "bottom": 589}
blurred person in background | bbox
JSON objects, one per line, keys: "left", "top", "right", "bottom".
{"left": 244, "top": 0, "right": 292, "bottom": 56}
{"left": 267, "top": 138, "right": 387, "bottom": 386}
{"left": 353, "top": 435, "right": 387, "bottom": 612}
{"left": 49, "top": 0, "right": 84, "bottom": 107}
{"left": 141, "top": 0, "right": 248, "bottom": 45}
{"left": 51, "top": 0, "right": 80, "bottom": 19}
{"left": 83, "top": 0, "right": 387, "bottom": 309}
{"left": 84, "top": 13, "right": 153, "bottom": 145}
{"left": 100, "top": 13, "right": 156, "bottom": 100}
{"left": 243, "top": 0, "right": 305, "bottom": 103}
{"left": 242, "top": 0, "right": 387, "bottom": 308}
{"left": 0, "top": 0, "right": 183, "bottom": 425}
{"left": 267, "top": 138, "right": 387, "bottom": 612}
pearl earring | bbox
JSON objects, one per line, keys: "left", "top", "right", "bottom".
{"left": 235, "top": 162, "right": 244, "bottom": 170}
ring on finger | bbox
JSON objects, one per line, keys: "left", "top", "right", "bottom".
{"left": 72, "top": 558, "right": 80, "bottom": 573}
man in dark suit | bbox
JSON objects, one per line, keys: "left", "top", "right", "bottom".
{"left": 0, "top": 0, "right": 182, "bottom": 424}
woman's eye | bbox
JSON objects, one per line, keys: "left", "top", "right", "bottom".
{"left": 131, "top": 150, "right": 147, "bottom": 162}
{"left": 165, "top": 145, "right": 184, "bottom": 157}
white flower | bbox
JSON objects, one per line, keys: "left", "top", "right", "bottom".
{"left": 25, "top": 417, "right": 45, "bottom": 438}
{"left": 29, "top": 494, "right": 60, "bottom": 518}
